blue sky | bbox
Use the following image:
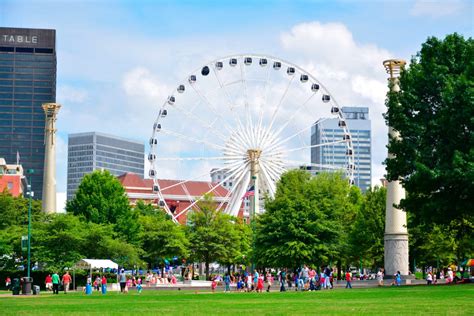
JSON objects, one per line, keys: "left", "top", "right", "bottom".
{"left": 1, "top": 0, "right": 472, "bottom": 209}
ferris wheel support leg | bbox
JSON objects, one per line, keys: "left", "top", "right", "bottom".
{"left": 248, "top": 149, "right": 261, "bottom": 274}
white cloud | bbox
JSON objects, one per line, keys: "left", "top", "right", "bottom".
{"left": 410, "top": 0, "right": 465, "bottom": 17}
{"left": 122, "top": 67, "right": 170, "bottom": 102}
{"left": 280, "top": 21, "right": 393, "bottom": 187}
{"left": 57, "top": 85, "right": 88, "bottom": 104}
{"left": 56, "top": 192, "right": 67, "bottom": 213}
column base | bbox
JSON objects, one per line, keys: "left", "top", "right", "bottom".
{"left": 384, "top": 233, "right": 409, "bottom": 276}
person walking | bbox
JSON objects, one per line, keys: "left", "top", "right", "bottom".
{"left": 426, "top": 272, "right": 433, "bottom": 285}
{"left": 119, "top": 269, "right": 127, "bottom": 293}
{"left": 101, "top": 275, "right": 107, "bottom": 295}
{"left": 324, "top": 266, "right": 332, "bottom": 289}
{"left": 224, "top": 273, "right": 231, "bottom": 293}
{"left": 62, "top": 271, "right": 72, "bottom": 294}
{"left": 345, "top": 270, "right": 352, "bottom": 289}
{"left": 5, "top": 277, "right": 11, "bottom": 291}
{"left": 395, "top": 271, "right": 402, "bottom": 286}
{"left": 266, "top": 272, "right": 273, "bottom": 292}
{"left": 377, "top": 269, "right": 384, "bottom": 286}
{"left": 257, "top": 275, "right": 264, "bottom": 293}
{"left": 279, "top": 270, "right": 286, "bottom": 292}
{"left": 52, "top": 272, "right": 60, "bottom": 294}
{"left": 45, "top": 274, "right": 53, "bottom": 292}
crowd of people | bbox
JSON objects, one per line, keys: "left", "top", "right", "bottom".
{"left": 4, "top": 264, "right": 470, "bottom": 294}
{"left": 210, "top": 265, "right": 346, "bottom": 293}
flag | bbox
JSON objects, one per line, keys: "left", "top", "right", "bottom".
{"left": 16, "top": 151, "right": 20, "bottom": 165}
{"left": 242, "top": 186, "right": 255, "bottom": 199}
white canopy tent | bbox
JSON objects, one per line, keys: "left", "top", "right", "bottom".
{"left": 75, "top": 259, "right": 118, "bottom": 271}
{"left": 73, "top": 259, "right": 119, "bottom": 290}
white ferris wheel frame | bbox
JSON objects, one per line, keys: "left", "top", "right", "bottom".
{"left": 148, "top": 54, "right": 355, "bottom": 223}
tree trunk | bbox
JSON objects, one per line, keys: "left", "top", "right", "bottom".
{"left": 337, "top": 260, "right": 342, "bottom": 280}
{"left": 227, "top": 265, "right": 231, "bottom": 275}
{"left": 205, "top": 261, "right": 210, "bottom": 280}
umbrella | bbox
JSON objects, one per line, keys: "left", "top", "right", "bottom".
{"left": 461, "top": 259, "right": 474, "bottom": 267}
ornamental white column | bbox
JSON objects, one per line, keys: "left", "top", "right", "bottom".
{"left": 383, "top": 60, "right": 409, "bottom": 276}
{"left": 42, "top": 102, "right": 61, "bottom": 213}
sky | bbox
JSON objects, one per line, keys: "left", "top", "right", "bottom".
{"left": 1, "top": 0, "right": 472, "bottom": 210}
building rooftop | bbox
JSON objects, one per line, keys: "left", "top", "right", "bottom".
{"left": 117, "top": 172, "right": 229, "bottom": 198}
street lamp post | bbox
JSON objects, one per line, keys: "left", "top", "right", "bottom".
{"left": 26, "top": 169, "right": 34, "bottom": 278}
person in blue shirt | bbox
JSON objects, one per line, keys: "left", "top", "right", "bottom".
{"left": 224, "top": 274, "right": 231, "bottom": 293}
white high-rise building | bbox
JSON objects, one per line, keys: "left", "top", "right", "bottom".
{"left": 311, "top": 106, "right": 372, "bottom": 191}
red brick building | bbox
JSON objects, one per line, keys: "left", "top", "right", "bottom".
{"left": 0, "top": 158, "right": 27, "bottom": 197}
{"left": 117, "top": 172, "right": 235, "bottom": 224}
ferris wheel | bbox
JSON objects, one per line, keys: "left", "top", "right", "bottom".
{"left": 148, "top": 54, "right": 354, "bottom": 222}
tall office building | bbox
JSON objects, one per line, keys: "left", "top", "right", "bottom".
{"left": 0, "top": 27, "right": 57, "bottom": 198}
{"left": 311, "top": 107, "right": 372, "bottom": 191}
{"left": 67, "top": 132, "right": 145, "bottom": 200}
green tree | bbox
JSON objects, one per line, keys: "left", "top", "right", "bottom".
{"left": 32, "top": 214, "right": 86, "bottom": 270}
{"left": 349, "top": 186, "right": 386, "bottom": 269}
{"left": 32, "top": 214, "right": 142, "bottom": 270}
{"left": 0, "top": 189, "right": 42, "bottom": 229}
{"left": 66, "top": 170, "right": 140, "bottom": 244}
{"left": 139, "top": 210, "right": 189, "bottom": 272}
{"left": 384, "top": 33, "right": 473, "bottom": 260}
{"left": 255, "top": 170, "right": 351, "bottom": 269}
{"left": 186, "top": 195, "right": 241, "bottom": 280}
{"left": 0, "top": 190, "right": 43, "bottom": 269}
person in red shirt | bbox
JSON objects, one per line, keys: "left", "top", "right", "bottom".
{"left": 345, "top": 270, "right": 352, "bottom": 289}
{"left": 45, "top": 274, "right": 53, "bottom": 291}
{"left": 5, "top": 277, "right": 11, "bottom": 291}
{"left": 62, "top": 272, "right": 72, "bottom": 294}
{"left": 101, "top": 275, "right": 107, "bottom": 294}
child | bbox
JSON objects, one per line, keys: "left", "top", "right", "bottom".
{"left": 211, "top": 278, "right": 217, "bottom": 293}
{"left": 257, "top": 275, "right": 264, "bottom": 293}
{"left": 136, "top": 283, "right": 142, "bottom": 294}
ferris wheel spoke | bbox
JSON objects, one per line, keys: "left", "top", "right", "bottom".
{"left": 268, "top": 139, "right": 348, "bottom": 155}
{"left": 217, "top": 164, "right": 249, "bottom": 213}
{"left": 273, "top": 93, "right": 317, "bottom": 141}
{"left": 172, "top": 161, "right": 249, "bottom": 220}
{"left": 211, "top": 66, "right": 255, "bottom": 148}
{"left": 160, "top": 128, "right": 227, "bottom": 151}
{"left": 264, "top": 117, "right": 331, "bottom": 153}
{"left": 239, "top": 57, "right": 253, "bottom": 129}
{"left": 261, "top": 158, "right": 286, "bottom": 176}
{"left": 166, "top": 102, "right": 228, "bottom": 142}
{"left": 226, "top": 171, "right": 251, "bottom": 217}
{"left": 155, "top": 155, "right": 246, "bottom": 161}
{"left": 259, "top": 75, "right": 295, "bottom": 148}
{"left": 189, "top": 82, "right": 235, "bottom": 135}
{"left": 259, "top": 163, "right": 277, "bottom": 197}
{"left": 257, "top": 61, "right": 273, "bottom": 138}
{"left": 159, "top": 159, "right": 244, "bottom": 193}
{"left": 211, "top": 64, "right": 246, "bottom": 127}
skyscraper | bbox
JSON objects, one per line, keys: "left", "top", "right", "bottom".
{"left": 0, "top": 27, "right": 57, "bottom": 198}
{"left": 311, "top": 107, "right": 372, "bottom": 191}
{"left": 67, "top": 132, "right": 145, "bottom": 200}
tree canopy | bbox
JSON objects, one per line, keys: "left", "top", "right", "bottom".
{"left": 255, "top": 170, "right": 353, "bottom": 269}
{"left": 185, "top": 195, "right": 247, "bottom": 279}
{"left": 385, "top": 33, "right": 473, "bottom": 227}
{"left": 66, "top": 170, "right": 139, "bottom": 243}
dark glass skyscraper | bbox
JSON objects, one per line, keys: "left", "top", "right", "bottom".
{"left": 0, "top": 27, "right": 57, "bottom": 198}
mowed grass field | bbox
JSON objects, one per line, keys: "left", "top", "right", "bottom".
{"left": 0, "top": 284, "right": 472, "bottom": 315}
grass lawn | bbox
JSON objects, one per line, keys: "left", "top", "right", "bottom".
{"left": 0, "top": 284, "right": 472, "bottom": 315}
